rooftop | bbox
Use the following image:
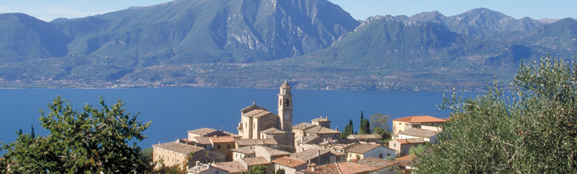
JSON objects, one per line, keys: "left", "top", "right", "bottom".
{"left": 398, "top": 128, "right": 437, "bottom": 138}
{"left": 152, "top": 141, "right": 204, "bottom": 155}
{"left": 357, "top": 157, "right": 399, "bottom": 169}
{"left": 235, "top": 138, "right": 278, "bottom": 146}
{"left": 243, "top": 109, "right": 278, "bottom": 118}
{"left": 311, "top": 116, "right": 330, "bottom": 122}
{"left": 304, "top": 125, "right": 340, "bottom": 134}
{"left": 231, "top": 146, "right": 255, "bottom": 155}
{"left": 396, "top": 154, "right": 418, "bottom": 167}
{"left": 346, "top": 134, "right": 382, "bottom": 140}
{"left": 256, "top": 146, "right": 291, "bottom": 157}
{"left": 272, "top": 156, "right": 307, "bottom": 168}
{"left": 293, "top": 122, "right": 315, "bottom": 130}
{"left": 210, "top": 136, "right": 236, "bottom": 143}
{"left": 291, "top": 149, "right": 330, "bottom": 161}
{"left": 192, "top": 137, "right": 212, "bottom": 145}
{"left": 213, "top": 161, "right": 247, "bottom": 174}
{"left": 260, "top": 127, "right": 286, "bottom": 134}
{"left": 187, "top": 127, "right": 239, "bottom": 137}
{"left": 241, "top": 102, "right": 268, "bottom": 113}
{"left": 393, "top": 116, "right": 446, "bottom": 123}
{"left": 302, "top": 162, "right": 379, "bottom": 174}
{"left": 240, "top": 157, "right": 271, "bottom": 166}
{"left": 346, "top": 144, "right": 383, "bottom": 154}
{"left": 393, "top": 138, "right": 426, "bottom": 145}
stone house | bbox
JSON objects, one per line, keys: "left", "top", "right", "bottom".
{"left": 346, "top": 144, "right": 395, "bottom": 161}
{"left": 291, "top": 149, "right": 346, "bottom": 166}
{"left": 271, "top": 156, "right": 308, "bottom": 174}
{"left": 389, "top": 138, "right": 426, "bottom": 156}
{"left": 311, "top": 116, "right": 331, "bottom": 128}
{"left": 392, "top": 116, "right": 445, "bottom": 134}
{"left": 231, "top": 146, "right": 256, "bottom": 161}
{"left": 152, "top": 141, "right": 205, "bottom": 169}
{"left": 237, "top": 157, "right": 274, "bottom": 174}
{"left": 187, "top": 127, "right": 238, "bottom": 140}
{"left": 209, "top": 136, "right": 236, "bottom": 161}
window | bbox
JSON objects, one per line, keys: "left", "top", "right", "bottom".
{"left": 217, "top": 145, "right": 221, "bottom": 149}
{"left": 387, "top": 153, "right": 391, "bottom": 156}
{"left": 379, "top": 154, "right": 383, "bottom": 158}
{"left": 227, "top": 144, "right": 231, "bottom": 149}
{"left": 245, "top": 122, "right": 247, "bottom": 128}
{"left": 336, "top": 156, "right": 341, "bottom": 161}
{"left": 394, "top": 143, "right": 396, "bottom": 147}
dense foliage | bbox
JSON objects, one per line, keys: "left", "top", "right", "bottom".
{"left": 0, "top": 96, "right": 152, "bottom": 173}
{"left": 418, "top": 56, "right": 577, "bottom": 173}
{"left": 339, "top": 119, "right": 354, "bottom": 139}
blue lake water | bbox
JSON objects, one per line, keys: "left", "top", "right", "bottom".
{"left": 0, "top": 88, "right": 461, "bottom": 153}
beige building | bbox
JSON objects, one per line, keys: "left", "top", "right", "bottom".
{"left": 272, "top": 156, "right": 308, "bottom": 174}
{"left": 237, "top": 81, "right": 294, "bottom": 148}
{"left": 389, "top": 138, "right": 426, "bottom": 156}
{"left": 392, "top": 116, "right": 445, "bottom": 134}
{"left": 152, "top": 141, "right": 205, "bottom": 169}
{"left": 346, "top": 144, "right": 396, "bottom": 161}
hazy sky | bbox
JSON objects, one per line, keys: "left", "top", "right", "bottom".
{"left": 1, "top": 0, "right": 575, "bottom": 22}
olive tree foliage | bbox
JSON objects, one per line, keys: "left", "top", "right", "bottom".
{"left": 417, "top": 56, "right": 577, "bottom": 173}
{"left": 1, "top": 96, "right": 152, "bottom": 173}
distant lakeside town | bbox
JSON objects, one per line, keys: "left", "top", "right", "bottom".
{"left": 153, "top": 81, "right": 446, "bottom": 174}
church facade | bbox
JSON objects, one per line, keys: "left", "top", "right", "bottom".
{"left": 237, "top": 81, "right": 294, "bottom": 148}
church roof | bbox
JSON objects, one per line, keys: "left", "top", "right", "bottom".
{"left": 260, "top": 127, "right": 286, "bottom": 134}
{"left": 281, "top": 80, "right": 291, "bottom": 88}
{"left": 243, "top": 109, "right": 278, "bottom": 118}
{"left": 241, "top": 103, "right": 268, "bottom": 113}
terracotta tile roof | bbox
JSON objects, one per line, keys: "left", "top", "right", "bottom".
{"left": 346, "top": 144, "right": 382, "bottom": 154}
{"left": 393, "top": 116, "right": 446, "bottom": 123}
{"left": 260, "top": 127, "right": 286, "bottom": 134}
{"left": 394, "top": 138, "right": 426, "bottom": 145}
{"left": 302, "top": 162, "right": 379, "bottom": 174}
{"left": 241, "top": 103, "right": 268, "bottom": 113}
{"left": 231, "top": 146, "right": 255, "bottom": 155}
{"left": 152, "top": 142, "right": 204, "bottom": 155}
{"left": 235, "top": 138, "right": 278, "bottom": 146}
{"left": 357, "top": 157, "right": 399, "bottom": 169}
{"left": 346, "top": 134, "right": 382, "bottom": 140}
{"left": 398, "top": 128, "right": 437, "bottom": 138}
{"left": 293, "top": 122, "right": 315, "bottom": 130}
{"left": 304, "top": 125, "right": 340, "bottom": 134}
{"left": 396, "top": 154, "right": 418, "bottom": 167}
{"left": 272, "top": 157, "right": 307, "bottom": 168}
{"left": 243, "top": 109, "right": 278, "bottom": 118}
{"left": 291, "top": 149, "right": 330, "bottom": 161}
{"left": 210, "top": 136, "right": 235, "bottom": 143}
{"left": 192, "top": 137, "right": 212, "bottom": 145}
{"left": 240, "top": 157, "right": 271, "bottom": 166}
{"left": 213, "top": 161, "right": 247, "bottom": 174}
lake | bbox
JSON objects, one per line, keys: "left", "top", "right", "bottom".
{"left": 0, "top": 88, "right": 460, "bottom": 152}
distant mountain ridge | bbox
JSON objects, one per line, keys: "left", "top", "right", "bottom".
{"left": 0, "top": 1, "right": 576, "bottom": 90}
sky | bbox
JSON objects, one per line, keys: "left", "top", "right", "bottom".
{"left": 0, "top": 0, "right": 576, "bottom": 22}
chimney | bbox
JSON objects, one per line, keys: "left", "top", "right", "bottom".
{"left": 326, "top": 116, "right": 329, "bottom": 120}
{"left": 335, "top": 127, "right": 338, "bottom": 131}
{"left": 309, "top": 163, "right": 316, "bottom": 171}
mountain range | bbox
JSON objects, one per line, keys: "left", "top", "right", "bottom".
{"left": 0, "top": 0, "right": 575, "bottom": 91}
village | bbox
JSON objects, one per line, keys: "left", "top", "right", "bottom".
{"left": 152, "top": 81, "right": 446, "bottom": 174}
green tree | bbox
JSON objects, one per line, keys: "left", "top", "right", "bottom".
{"left": 1, "top": 96, "right": 152, "bottom": 173}
{"left": 370, "top": 113, "right": 392, "bottom": 141}
{"left": 418, "top": 56, "right": 577, "bottom": 173}
{"left": 358, "top": 111, "right": 371, "bottom": 134}
{"left": 340, "top": 119, "right": 354, "bottom": 139}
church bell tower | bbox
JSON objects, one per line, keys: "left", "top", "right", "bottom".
{"left": 278, "top": 80, "right": 293, "bottom": 131}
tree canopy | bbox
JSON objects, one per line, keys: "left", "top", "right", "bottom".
{"left": 1, "top": 96, "right": 152, "bottom": 173}
{"left": 417, "top": 56, "right": 577, "bottom": 173}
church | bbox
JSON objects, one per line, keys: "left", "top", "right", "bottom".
{"left": 237, "top": 80, "right": 294, "bottom": 149}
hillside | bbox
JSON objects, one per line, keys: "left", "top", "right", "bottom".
{"left": 0, "top": 1, "right": 575, "bottom": 91}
